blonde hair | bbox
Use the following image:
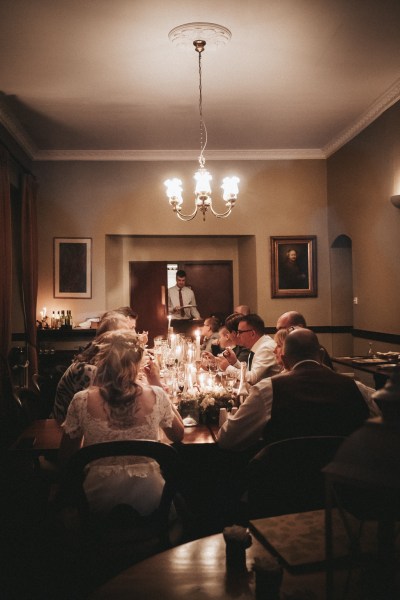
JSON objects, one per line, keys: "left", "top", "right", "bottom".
{"left": 274, "top": 327, "right": 290, "bottom": 348}
{"left": 92, "top": 329, "right": 144, "bottom": 427}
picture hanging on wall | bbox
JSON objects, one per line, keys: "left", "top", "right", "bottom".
{"left": 270, "top": 236, "right": 317, "bottom": 298}
{"left": 54, "top": 237, "right": 92, "bottom": 298}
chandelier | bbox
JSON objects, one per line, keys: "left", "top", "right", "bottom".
{"left": 164, "top": 35, "right": 239, "bottom": 222}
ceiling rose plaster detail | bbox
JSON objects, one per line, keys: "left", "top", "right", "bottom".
{"left": 168, "top": 22, "right": 232, "bottom": 49}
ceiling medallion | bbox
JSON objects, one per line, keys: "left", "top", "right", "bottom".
{"left": 168, "top": 22, "right": 232, "bottom": 50}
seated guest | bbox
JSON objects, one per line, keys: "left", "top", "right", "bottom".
{"left": 234, "top": 304, "right": 250, "bottom": 316}
{"left": 276, "top": 310, "right": 333, "bottom": 369}
{"left": 59, "top": 329, "right": 184, "bottom": 516}
{"left": 221, "top": 314, "right": 280, "bottom": 386}
{"left": 200, "top": 316, "right": 221, "bottom": 353}
{"left": 203, "top": 313, "right": 251, "bottom": 367}
{"left": 218, "top": 328, "right": 380, "bottom": 451}
{"left": 273, "top": 327, "right": 290, "bottom": 373}
{"left": 103, "top": 306, "right": 138, "bottom": 330}
{"left": 51, "top": 311, "right": 131, "bottom": 424}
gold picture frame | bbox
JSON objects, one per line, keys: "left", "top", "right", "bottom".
{"left": 54, "top": 237, "right": 92, "bottom": 298}
{"left": 271, "top": 236, "right": 317, "bottom": 298}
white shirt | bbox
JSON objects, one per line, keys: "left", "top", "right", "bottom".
{"left": 217, "top": 369, "right": 381, "bottom": 451}
{"left": 225, "top": 334, "right": 280, "bottom": 385}
{"left": 167, "top": 285, "right": 201, "bottom": 320}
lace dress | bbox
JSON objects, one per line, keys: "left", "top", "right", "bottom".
{"left": 62, "top": 386, "right": 175, "bottom": 516}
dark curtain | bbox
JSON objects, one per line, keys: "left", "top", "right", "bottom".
{"left": 21, "top": 173, "right": 39, "bottom": 387}
{"left": 0, "top": 149, "right": 12, "bottom": 404}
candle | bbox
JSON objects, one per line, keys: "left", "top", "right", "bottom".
{"left": 195, "top": 329, "right": 201, "bottom": 361}
{"left": 169, "top": 333, "right": 176, "bottom": 350}
{"left": 187, "top": 347, "right": 194, "bottom": 363}
{"left": 199, "top": 373, "right": 205, "bottom": 391}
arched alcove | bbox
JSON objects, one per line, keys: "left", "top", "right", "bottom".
{"left": 330, "top": 234, "right": 353, "bottom": 356}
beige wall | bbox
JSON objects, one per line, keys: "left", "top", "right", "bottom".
{"left": 33, "top": 159, "right": 330, "bottom": 332}
{"left": 327, "top": 101, "right": 400, "bottom": 344}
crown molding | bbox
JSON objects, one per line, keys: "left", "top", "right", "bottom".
{"left": 1, "top": 82, "right": 399, "bottom": 162}
{"left": 32, "top": 148, "right": 325, "bottom": 161}
{"left": 323, "top": 77, "right": 400, "bottom": 157}
{"left": 0, "top": 96, "right": 37, "bottom": 159}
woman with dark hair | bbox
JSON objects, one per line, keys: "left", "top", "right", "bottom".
{"left": 59, "top": 329, "right": 184, "bottom": 515}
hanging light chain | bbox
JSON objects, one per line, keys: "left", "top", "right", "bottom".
{"left": 196, "top": 41, "right": 207, "bottom": 167}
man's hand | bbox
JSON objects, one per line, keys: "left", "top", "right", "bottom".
{"left": 221, "top": 347, "right": 237, "bottom": 366}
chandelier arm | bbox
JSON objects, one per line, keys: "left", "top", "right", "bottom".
{"left": 174, "top": 206, "right": 200, "bottom": 221}
{"left": 208, "top": 203, "right": 234, "bottom": 219}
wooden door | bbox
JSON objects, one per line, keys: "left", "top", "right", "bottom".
{"left": 182, "top": 261, "right": 233, "bottom": 322}
{"left": 129, "top": 262, "right": 168, "bottom": 345}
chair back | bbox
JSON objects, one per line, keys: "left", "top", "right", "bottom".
{"left": 57, "top": 440, "right": 183, "bottom": 546}
{"left": 247, "top": 435, "right": 345, "bottom": 519}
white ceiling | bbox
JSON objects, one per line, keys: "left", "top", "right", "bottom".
{"left": 0, "top": 0, "right": 399, "bottom": 161}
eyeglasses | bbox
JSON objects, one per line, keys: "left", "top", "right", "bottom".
{"left": 237, "top": 329, "right": 253, "bottom": 335}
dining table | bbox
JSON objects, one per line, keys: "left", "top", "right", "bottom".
{"left": 89, "top": 517, "right": 356, "bottom": 600}
{"left": 10, "top": 418, "right": 218, "bottom": 458}
{"left": 331, "top": 355, "right": 399, "bottom": 389}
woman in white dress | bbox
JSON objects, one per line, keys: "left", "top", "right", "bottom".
{"left": 59, "top": 329, "right": 184, "bottom": 516}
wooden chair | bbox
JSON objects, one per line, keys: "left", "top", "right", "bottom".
{"left": 56, "top": 439, "right": 185, "bottom": 547}
{"left": 51, "top": 440, "right": 187, "bottom": 591}
{"left": 246, "top": 435, "right": 346, "bottom": 519}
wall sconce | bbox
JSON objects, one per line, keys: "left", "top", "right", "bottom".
{"left": 390, "top": 194, "right": 400, "bottom": 208}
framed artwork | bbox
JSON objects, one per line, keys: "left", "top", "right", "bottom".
{"left": 271, "top": 236, "right": 317, "bottom": 298}
{"left": 54, "top": 237, "right": 92, "bottom": 298}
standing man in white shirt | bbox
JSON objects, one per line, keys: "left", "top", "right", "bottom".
{"left": 222, "top": 314, "right": 280, "bottom": 386}
{"left": 168, "top": 270, "right": 201, "bottom": 320}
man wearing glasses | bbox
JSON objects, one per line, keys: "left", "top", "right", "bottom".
{"left": 222, "top": 314, "right": 280, "bottom": 386}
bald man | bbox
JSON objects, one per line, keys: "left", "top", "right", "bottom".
{"left": 234, "top": 305, "right": 250, "bottom": 316}
{"left": 276, "top": 310, "right": 333, "bottom": 369}
{"left": 218, "top": 328, "right": 380, "bottom": 451}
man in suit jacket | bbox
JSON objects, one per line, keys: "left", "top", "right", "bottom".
{"left": 217, "top": 328, "right": 380, "bottom": 451}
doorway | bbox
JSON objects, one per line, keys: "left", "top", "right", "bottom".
{"left": 129, "top": 261, "right": 233, "bottom": 345}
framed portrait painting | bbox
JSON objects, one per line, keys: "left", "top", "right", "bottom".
{"left": 271, "top": 236, "right": 317, "bottom": 298}
{"left": 54, "top": 237, "right": 92, "bottom": 298}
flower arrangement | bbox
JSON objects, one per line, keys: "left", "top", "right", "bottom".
{"left": 179, "top": 386, "right": 235, "bottom": 424}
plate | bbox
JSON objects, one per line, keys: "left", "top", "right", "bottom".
{"left": 352, "top": 358, "right": 388, "bottom": 365}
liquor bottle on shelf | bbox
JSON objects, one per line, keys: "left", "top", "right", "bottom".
{"left": 51, "top": 311, "right": 56, "bottom": 329}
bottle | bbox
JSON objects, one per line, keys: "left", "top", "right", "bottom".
{"left": 219, "top": 407, "right": 228, "bottom": 427}
{"left": 51, "top": 311, "right": 56, "bottom": 329}
{"left": 368, "top": 342, "right": 374, "bottom": 357}
{"left": 237, "top": 362, "right": 249, "bottom": 402}
{"left": 56, "top": 311, "right": 61, "bottom": 329}
{"left": 60, "top": 310, "right": 65, "bottom": 327}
